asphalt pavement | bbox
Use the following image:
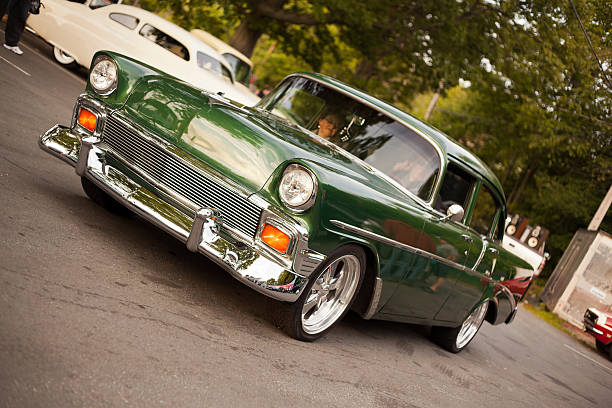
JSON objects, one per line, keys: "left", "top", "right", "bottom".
{"left": 1, "top": 27, "right": 611, "bottom": 408}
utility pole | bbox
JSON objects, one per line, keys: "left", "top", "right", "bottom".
{"left": 587, "top": 184, "right": 612, "bottom": 231}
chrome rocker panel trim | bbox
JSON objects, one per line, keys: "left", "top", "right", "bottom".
{"left": 40, "top": 124, "right": 315, "bottom": 302}
{"left": 330, "top": 219, "right": 474, "bottom": 274}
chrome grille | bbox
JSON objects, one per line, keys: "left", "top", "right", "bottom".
{"left": 102, "top": 115, "right": 262, "bottom": 238}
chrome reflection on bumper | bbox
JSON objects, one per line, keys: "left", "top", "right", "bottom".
{"left": 39, "top": 124, "right": 317, "bottom": 302}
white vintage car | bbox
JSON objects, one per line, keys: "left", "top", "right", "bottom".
{"left": 190, "top": 29, "right": 255, "bottom": 93}
{"left": 27, "top": 0, "right": 259, "bottom": 106}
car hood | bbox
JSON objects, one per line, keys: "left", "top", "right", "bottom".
{"left": 119, "top": 78, "right": 409, "bottom": 199}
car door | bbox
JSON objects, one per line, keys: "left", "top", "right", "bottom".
{"left": 381, "top": 162, "right": 477, "bottom": 321}
{"left": 435, "top": 181, "right": 502, "bottom": 323}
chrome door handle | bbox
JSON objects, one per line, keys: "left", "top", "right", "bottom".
{"left": 461, "top": 234, "right": 473, "bottom": 243}
{"left": 487, "top": 247, "right": 498, "bottom": 255}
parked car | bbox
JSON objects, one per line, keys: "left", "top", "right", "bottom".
{"left": 584, "top": 308, "right": 612, "bottom": 359}
{"left": 26, "top": 1, "right": 259, "bottom": 105}
{"left": 502, "top": 215, "right": 549, "bottom": 277}
{"left": 39, "top": 51, "right": 534, "bottom": 352}
{"left": 190, "top": 29, "right": 255, "bottom": 91}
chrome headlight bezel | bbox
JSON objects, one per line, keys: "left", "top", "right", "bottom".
{"left": 89, "top": 56, "right": 118, "bottom": 96}
{"left": 278, "top": 164, "right": 318, "bottom": 212}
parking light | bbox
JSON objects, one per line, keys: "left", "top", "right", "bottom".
{"left": 78, "top": 108, "right": 97, "bottom": 132}
{"left": 261, "top": 223, "right": 291, "bottom": 254}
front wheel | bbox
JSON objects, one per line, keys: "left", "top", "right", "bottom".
{"left": 53, "top": 46, "right": 76, "bottom": 67}
{"left": 278, "top": 245, "right": 366, "bottom": 341}
{"left": 81, "top": 177, "right": 132, "bottom": 216}
{"left": 596, "top": 339, "right": 610, "bottom": 355}
{"left": 431, "top": 301, "right": 489, "bottom": 353}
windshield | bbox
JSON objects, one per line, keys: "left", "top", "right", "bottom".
{"left": 197, "top": 51, "right": 232, "bottom": 81}
{"left": 223, "top": 53, "right": 252, "bottom": 86}
{"left": 259, "top": 77, "right": 440, "bottom": 200}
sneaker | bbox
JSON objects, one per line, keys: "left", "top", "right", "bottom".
{"left": 3, "top": 44, "right": 23, "bottom": 55}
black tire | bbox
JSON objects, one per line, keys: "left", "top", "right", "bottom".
{"left": 277, "top": 244, "right": 366, "bottom": 342}
{"left": 81, "top": 177, "right": 132, "bottom": 216}
{"left": 431, "top": 301, "right": 488, "bottom": 353}
{"left": 595, "top": 339, "right": 609, "bottom": 355}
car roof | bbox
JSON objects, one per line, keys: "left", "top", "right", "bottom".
{"left": 293, "top": 72, "right": 505, "bottom": 200}
{"left": 190, "top": 29, "right": 253, "bottom": 69}
{"left": 102, "top": 5, "right": 234, "bottom": 76}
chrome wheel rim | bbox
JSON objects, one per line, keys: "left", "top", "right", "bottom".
{"left": 301, "top": 254, "right": 360, "bottom": 335}
{"left": 456, "top": 302, "right": 488, "bottom": 349}
{"left": 54, "top": 46, "right": 74, "bottom": 65}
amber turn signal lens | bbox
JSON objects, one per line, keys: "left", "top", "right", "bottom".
{"left": 78, "top": 108, "right": 97, "bottom": 132}
{"left": 261, "top": 223, "right": 290, "bottom": 254}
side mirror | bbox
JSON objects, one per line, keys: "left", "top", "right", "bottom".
{"left": 440, "top": 204, "right": 464, "bottom": 223}
{"left": 544, "top": 252, "right": 550, "bottom": 260}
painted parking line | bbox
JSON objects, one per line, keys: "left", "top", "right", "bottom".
{"left": 0, "top": 55, "right": 31, "bottom": 76}
{"left": 564, "top": 344, "right": 612, "bottom": 374}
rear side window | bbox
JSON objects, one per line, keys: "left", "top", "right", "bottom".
{"left": 470, "top": 184, "right": 500, "bottom": 236}
{"left": 109, "top": 13, "right": 139, "bottom": 30}
{"left": 139, "top": 24, "right": 189, "bottom": 61}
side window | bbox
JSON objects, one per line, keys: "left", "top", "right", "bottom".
{"left": 139, "top": 24, "right": 190, "bottom": 61}
{"left": 89, "top": 0, "right": 119, "bottom": 9}
{"left": 470, "top": 184, "right": 499, "bottom": 236}
{"left": 109, "top": 13, "right": 139, "bottom": 30}
{"left": 434, "top": 163, "right": 475, "bottom": 217}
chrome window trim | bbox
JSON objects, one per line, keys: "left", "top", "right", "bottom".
{"left": 330, "top": 219, "right": 474, "bottom": 274}
{"left": 279, "top": 73, "right": 445, "bottom": 206}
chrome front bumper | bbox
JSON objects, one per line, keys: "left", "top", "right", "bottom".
{"left": 40, "top": 124, "right": 321, "bottom": 302}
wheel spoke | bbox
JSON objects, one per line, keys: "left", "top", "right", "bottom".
{"left": 302, "top": 294, "right": 319, "bottom": 315}
{"left": 455, "top": 302, "right": 488, "bottom": 349}
{"left": 328, "top": 270, "right": 345, "bottom": 291}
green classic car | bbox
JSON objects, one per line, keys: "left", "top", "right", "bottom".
{"left": 40, "top": 51, "right": 533, "bottom": 352}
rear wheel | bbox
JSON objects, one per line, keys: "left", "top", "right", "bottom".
{"left": 81, "top": 177, "right": 131, "bottom": 216}
{"left": 277, "top": 245, "right": 366, "bottom": 341}
{"left": 595, "top": 339, "right": 609, "bottom": 355}
{"left": 431, "top": 301, "right": 488, "bottom": 353}
{"left": 53, "top": 46, "right": 76, "bottom": 67}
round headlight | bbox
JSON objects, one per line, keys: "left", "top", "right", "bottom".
{"left": 89, "top": 57, "right": 118, "bottom": 95}
{"left": 279, "top": 164, "right": 317, "bottom": 211}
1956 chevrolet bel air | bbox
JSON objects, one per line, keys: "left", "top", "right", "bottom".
{"left": 40, "top": 51, "right": 534, "bottom": 352}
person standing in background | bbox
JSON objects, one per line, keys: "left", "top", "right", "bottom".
{"left": 0, "top": 0, "right": 30, "bottom": 55}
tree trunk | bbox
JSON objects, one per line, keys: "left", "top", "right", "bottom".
{"left": 355, "top": 59, "right": 375, "bottom": 85}
{"left": 508, "top": 162, "right": 537, "bottom": 205}
{"left": 229, "top": 20, "right": 263, "bottom": 58}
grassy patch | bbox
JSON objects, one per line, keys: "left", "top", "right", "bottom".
{"left": 522, "top": 302, "right": 595, "bottom": 349}
{"left": 520, "top": 278, "right": 595, "bottom": 348}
